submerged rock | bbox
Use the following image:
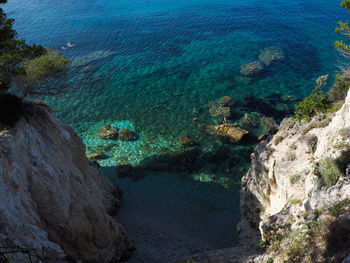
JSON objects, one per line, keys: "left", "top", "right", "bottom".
{"left": 258, "top": 46, "right": 285, "bottom": 66}
{"left": 208, "top": 124, "right": 249, "bottom": 142}
{"left": 208, "top": 102, "right": 231, "bottom": 118}
{"left": 118, "top": 129, "right": 138, "bottom": 141}
{"left": 240, "top": 60, "right": 264, "bottom": 76}
{"left": 239, "top": 113, "right": 260, "bottom": 128}
{"left": 97, "top": 124, "right": 118, "bottom": 140}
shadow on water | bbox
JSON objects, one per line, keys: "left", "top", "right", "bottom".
{"left": 101, "top": 143, "right": 253, "bottom": 248}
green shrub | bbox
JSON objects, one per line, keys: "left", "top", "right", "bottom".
{"left": 0, "top": 93, "right": 23, "bottom": 128}
{"left": 284, "top": 220, "right": 321, "bottom": 260}
{"left": 26, "top": 50, "right": 70, "bottom": 82}
{"left": 318, "top": 158, "right": 341, "bottom": 186}
{"left": 266, "top": 257, "right": 274, "bottom": 263}
{"left": 294, "top": 86, "right": 335, "bottom": 122}
{"left": 328, "top": 73, "right": 350, "bottom": 102}
{"left": 290, "top": 198, "right": 301, "bottom": 205}
{"left": 329, "top": 198, "right": 350, "bottom": 217}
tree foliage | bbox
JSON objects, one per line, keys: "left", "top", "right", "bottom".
{"left": 294, "top": 75, "right": 336, "bottom": 121}
{"left": 328, "top": 72, "right": 350, "bottom": 102}
{"left": 0, "top": 0, "right": 69, "bottom": 97}
{"left": 335, "top": 0, "right": 350, "bottom": 53}
{"left": 294, "top": 86, "right": 333, "bottom": 121}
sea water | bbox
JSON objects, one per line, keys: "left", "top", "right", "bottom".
{"left": 5, "top": 0, "right": 347, "bottom": 248}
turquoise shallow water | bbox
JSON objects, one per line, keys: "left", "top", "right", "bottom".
{"left": 5, "top": 0, "right": 347, "bottom": 248}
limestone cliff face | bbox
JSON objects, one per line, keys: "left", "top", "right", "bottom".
{"left": 240, "top": 91, "right": 350, "bottom": 262}
{"left": 0, "top": 102, "right": 133, "bottom": 262}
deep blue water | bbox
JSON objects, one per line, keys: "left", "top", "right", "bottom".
{"left": 5, "top": 0, "right": 347, "bottom": 249}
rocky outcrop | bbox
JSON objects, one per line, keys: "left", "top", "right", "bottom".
{"left": 239, "top": 90, "right": 350, "bottom": 262}
{"left": 0, "top": 102, "right": 133, "bottom": 262}
{"left": 180, "top": 90, "right": 350, "bottom": 263}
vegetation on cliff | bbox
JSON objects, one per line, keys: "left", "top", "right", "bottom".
{"left": 0, "top": 0, "right": 69, "bottom": 127}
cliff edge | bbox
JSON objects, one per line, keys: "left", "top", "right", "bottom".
{"left": 179, "top": 90, "right": 350, "bottom": 263}
{"left": 239, "top": 89, "right": 350, "bottom": 262}
{"left": 0, "top": 102, "right": 133, "bottom": 262}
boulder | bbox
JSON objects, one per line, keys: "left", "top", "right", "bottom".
{"left": 208, "top": 124, "right": 249, "bottom": 142}
{"left": 240, "top": 61, "right": 264, "bottom": 76}
{"left": 258, "top": 46, "right": 285, "bottom": 66}
{"left": 97, "top": 125, "right": 118, "bottom": 140}
{"left": 118, "top": 129, "right": 138, "bottom": 141}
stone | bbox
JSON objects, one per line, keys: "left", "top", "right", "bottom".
{"left": 97, "top": 125, "right": 118, "bottom": 140}
{"left": 218, "top": 96, "right": 235, "bottom": 107}
{"left": 240, "top": 60, "right": 264, "bottom": 76}
{"left": 118, "top": 129, "right": 138, "bottom": 141}
{"left": 258, "top": 46, "right": 285, "bottom": 66}
{"left": 208, "top": 102, "right": 231, "bottom": 118}
{"left": 208, "top": 124, "right": 249, "bottom": 142}
{"left": 179, "top": 135, "right": 198, "bottom": 147}
{"left": 86, "top": 152, "right": 107, "bottom": 160}
{"left": 116, "top": 163, "right": 133, "bottom": 177}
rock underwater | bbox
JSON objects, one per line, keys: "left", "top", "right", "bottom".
{"left": 240, "top": 60, "right": 264, "bottom": 76}
{"left": 118, "top": 128, "right": 138, "bottom": 141}
{"left": 258, "top": 46, "right": 285, "bottom": 66}
{"left": 0, "top": 102, "right": 133, "bottom": 263}
{"left": 97, "top": 124, "right": 118, "bottom": 140}
{"left": 208, "top": 123, "right": 249, "bottom": 142}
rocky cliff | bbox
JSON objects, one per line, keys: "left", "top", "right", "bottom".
{"left": 0, "top": 102, "right": 133, "bottom": 263}
{"left": 179, "top": 91, "right": 350, "bottom": 263}
{"left": 239, "top": 89, "right": 350, "bottom": 262}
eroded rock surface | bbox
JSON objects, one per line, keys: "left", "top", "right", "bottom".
{"left": 0, "top": 103, "right": 133, "bottom": 262}
{"left": 239, "top": 91, "right": 350, "bottom": 262}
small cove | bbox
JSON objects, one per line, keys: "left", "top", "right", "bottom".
{"left": 5, "top": 0, "right": 347, "bottom": 257}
